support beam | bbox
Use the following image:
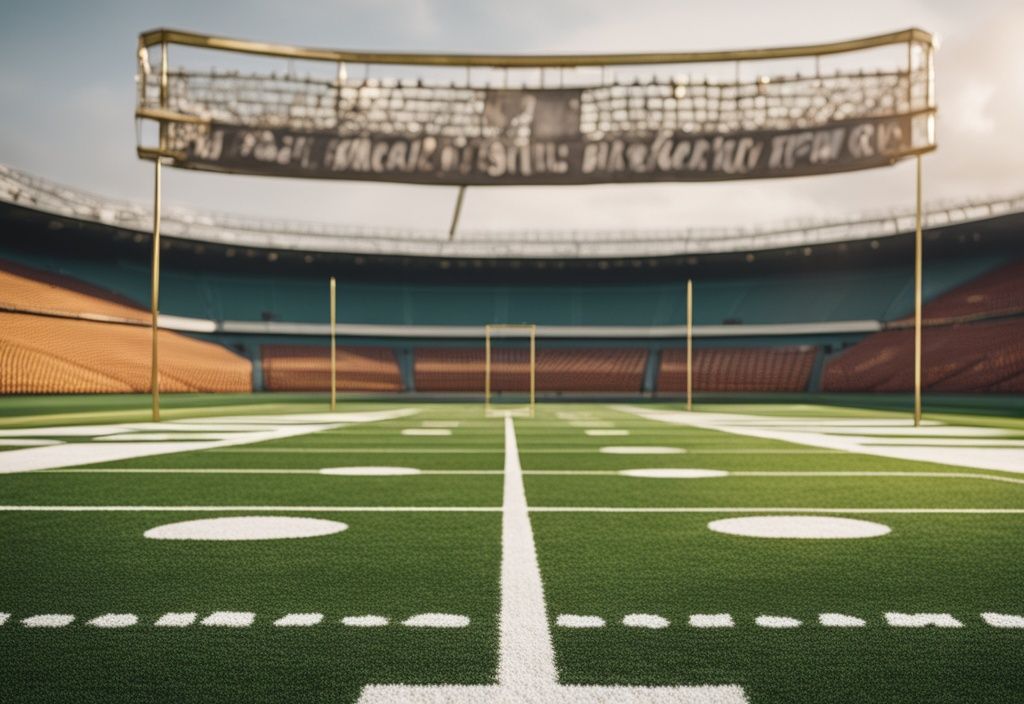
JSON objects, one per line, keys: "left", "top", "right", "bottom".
{"left": 913, "top": 155, "right": 923, "bottom": 426}
{"left": 686, "top": 279, "right": 693, "bottom": 411}
{"left": 150, "top": 159, "right": 161, "bottom": 422}
{"left": 449, "top": 185, "right": 467, "bottom": 240}
{"left": 330, "top": 276, "right": 337, "bottom": 411}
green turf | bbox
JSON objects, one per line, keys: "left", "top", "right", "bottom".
{"left": 1, "top": 395, "right": 1022, "bottom": 703}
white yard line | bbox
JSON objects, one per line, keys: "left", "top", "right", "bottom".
{"left": 617, "top": 406, "right": 1024, "bottom": 474}
{"left": 356, "top": 414, "right": 749, "bottom": 703}
{"left": 42, "top": 468, "right": 505, "bottom": 476}
{"left": 0, "top": 409, "right": 421, "bottom": 474}
{"left": 34, "top": 468, "right": 1024, "bottom": 486}
{"left": 1, "top": 505, "right": 1022, "bottom": 515}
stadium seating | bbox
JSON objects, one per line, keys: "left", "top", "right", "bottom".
{"left": 656, "top": 346, "right": 817, "bottom": 393}
{"left": 0, "top": 260, "right": 251, "bottom": 394}
{"left": 261, "top": 345, "right": 402, "bottom": 392}
{"left": 0, "top": 259, "right": 148, "bottom": 322}
{"left": 917, "top": 259, "right": 1024, "bottom": 322}
{"left": 0, "top": 312, "right": 251, "bottom": 394}
{"left": 822, "top": 318, "right": 1024, "bottom": 393}
{"left": 414, "top": 348, "right": 648, "bottom": 393}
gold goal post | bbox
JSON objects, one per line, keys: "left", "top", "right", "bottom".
{"left": 484, "top": 324, "right": 536, "bottom": 417}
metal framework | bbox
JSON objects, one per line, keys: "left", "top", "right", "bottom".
{"left": 330, "top": 276, "right": 337, "bottom": 411}
{"left": 484, "top": 324, "right": 537, "bottom": 417}
{"left": 133, "top": 27, "right": 936, "bottom": 424}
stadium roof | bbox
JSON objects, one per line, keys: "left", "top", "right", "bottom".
{"left": 2, "top": 163, "right": 1022, "bottom": 259}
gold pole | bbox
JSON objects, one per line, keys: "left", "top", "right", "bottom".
{"left": 330, "top": 276, "right": 337, "bottom": 411}
{"left": 151, "top": 42, "right": 168, "bottom": 422}
{"left": 484, "top": 325, "right": 492, "bottom": 414}
{"left": 449, "top": 186, "right": 467, "bottom": 240}
{"left": 150, "top": 159, "right": 161, "bottom": 422}
{"left": 529, "top": 324, "right": 536, "bottom": 417}
{"left": 686, "top": 279, "right": 693, "bottom": 411}
{"left": 913, "top": 155, "right": 923, "bottom": 426}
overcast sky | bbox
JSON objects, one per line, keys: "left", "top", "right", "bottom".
{"left": 1, "top": 0, "right": 1022, "bottom": 233}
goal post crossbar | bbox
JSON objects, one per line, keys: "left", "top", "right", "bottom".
{"left": 484, "top": 324, "right": 536, "bottom": 417}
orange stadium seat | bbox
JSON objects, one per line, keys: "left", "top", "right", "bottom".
{"left": 0, "top": 259, "right": 149, "bottom": 322}
{"left": 0, "top": 259, "right": 251, "bottom": 394}
{"left": 0, "top": 312, "right": 251, "bottom": 394}
{"left": 413, "top": 348, "right": 648, "bottom": 393}
{"left": 262, "top": 345, "right": 402, "bottom": 392}
{"left": 657, "top": 346, "right": 817, "bottom": 393}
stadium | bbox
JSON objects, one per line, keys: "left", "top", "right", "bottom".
{"left": 1, "top": 5, "right": 1022, "bottom": 703}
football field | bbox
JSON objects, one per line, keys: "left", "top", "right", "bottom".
{"left": 1, "top": 397, "right": 1023, "bottom": 703}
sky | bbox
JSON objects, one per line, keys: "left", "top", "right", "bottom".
{"left": 1, "top": 0, "right": 1022, "bottom": 234}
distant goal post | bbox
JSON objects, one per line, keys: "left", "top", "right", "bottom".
{"left": 484, "top": 324, "right": 536, "bottom": 417}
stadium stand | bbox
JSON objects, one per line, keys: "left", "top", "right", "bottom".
{"left": 0, "top": 259, "right": 251, "bottom": 394}
{"left": 0, "top": 259, "right": 148, "bottom": 322}
{"left": 823, "top": 259, "right": 1024, "bottom": 393}
{"left": 916, "top": 259, "right": 1024, "bottom": 322}
{"left": 657, "top": 346, "right": 818, "bottom": 393}
{"left": 822, "top": 319, "right": 1024, "bottom": 393}
{"left": 414, "top": 348, "right": 648, "bottom": 393}
{"left": 261, "top": 345, "right": 402, "bottom": 392}
{"left": 0, "top": 312, "right": 251, "bottom": 394}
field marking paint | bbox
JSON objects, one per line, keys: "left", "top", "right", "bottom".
{"left": 22, "top": 614, "right": 74, "bottom": 628}
{"left": 689, "top": 614, "right": 735, "bottom": 628}
{"left": 356, "top": 415, "right": 749, "bottom": 704}
{"left": 980, "top": 613, "right": 1024, "bottom": 628}
{"left": 556, "top": 614, "right": 606, "bottom": 628}
{"left": 344, "top": 615, "right": 389, "bottom": 627}
{"left": 584, "top": 429, "right": 630, "bottom": 436}
{"left": 87, "top": 613, "right": 138, "bottom": 628}
{"left": 143, "top": 516, "right": 348, "bottom": 541}
{"left": 402, "top": 614, "right": 470, "bottom": 628}
{"left": 884, "top": 613, "right": 963, "bottom": 628}
{"left": 37, "top": 468, "right": 1024, "bottom": 488}
{"left": 211, "top": 448, "right": 503, "bottom": 454}
{"left": 274, "top": 613, "right": 324, "bottom": 627}
{"left": 621, "top": 469, "right": 728, "bottom": 479}
{"left": 155, "top": 612, "right": 197, "bottom": 627}
{"left": 623, "top": 614, "right": 670, "bottom": 629}
{"left": 3, "top": 506, "right": 1024, "bottom": 514}
{"left": 755, "top": 616, "right": 802, "bottom": 628}
{"left": 818, "top": 613, "right": 866, "bottom": 627}
{"left": 600, "top": 446, "right": 686, "bottom": 455}
{"left": 201, "top": 611, "right": 255, "bottom": 627}
{"left": 0, "top": 408, "right": 421, "bottom": 474}
{"left": 617, "top": 406, "right": 1024, "bottom": 474}
{"left": 708, "top": 516, "right": 891, "bottom": 539}
{"left": 402, "top": 428, "right": 453, "bottom": 436}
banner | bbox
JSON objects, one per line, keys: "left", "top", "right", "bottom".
{"left": 169, "top": 88, "right": 921, "bottom": 185}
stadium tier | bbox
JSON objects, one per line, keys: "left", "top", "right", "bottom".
{"left": 1, "top": 167, "right": 1023, "bottom": 396}
{"left": 823, "top": 318, "right": 1024, "bottom": 393}
{"left": 0, "top": 260, "right": 251, "bottom": 394}
{"left": 657, "top": 346, "right": 817, "bottom": 393}
{"left": 414, "top": 348, "right": 648, "bottom": 393}
{"left": 262, "top": 345, "right": 402, "bottom": 392}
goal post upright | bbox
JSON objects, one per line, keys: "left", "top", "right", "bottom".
{"left": 686, "top": 279, "right": 693, "bottom": 412}
{"left": 330, "top": 276, "right": 337, "bottom": 411}
{"left": 484, "top": 323, "right": 536, "bottom": 417}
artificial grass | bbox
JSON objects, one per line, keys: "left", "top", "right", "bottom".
{"left": 1, "top": 398, "right": 1022, "bottom": 703}
{"left": 535, "top": 512, "right": 1024, "bottom": 703}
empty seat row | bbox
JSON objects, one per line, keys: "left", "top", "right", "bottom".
{"left": 0, "top": 312, "right": 251, "bottom": 394}
{"left": 657, "top": 346, "right": 817, "bottom": 393}
{"left": 413, "top": 347, "right": 648, "bottom": 393}
{"left": 823, "top": 318, "right": 1024, "bottom": 393}
{"left": 261, "top": 345, "right": 402, "bottom": 392}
